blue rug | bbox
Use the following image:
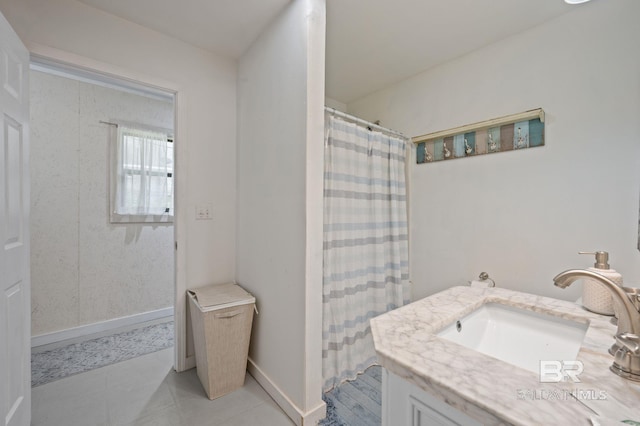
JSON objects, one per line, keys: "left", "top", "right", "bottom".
{"left": 320, "top": 366, "right": 382, "bottom": 426}
{"left": 31, "top": 321, "right": 174, "bottom": 387}
{"left": 320, "top": 392, "right": 346, "bottom": 425}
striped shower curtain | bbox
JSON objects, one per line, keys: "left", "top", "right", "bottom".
{"left": 322, "top": 115, "right": 410, "bottom": 392}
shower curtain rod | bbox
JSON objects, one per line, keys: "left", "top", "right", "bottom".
{"left": 324, "top": 107, "right": 407, "bottom": 139}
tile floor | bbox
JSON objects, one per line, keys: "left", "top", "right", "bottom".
{"left": 31, "top": 347, "right": 294, "bottom": 426}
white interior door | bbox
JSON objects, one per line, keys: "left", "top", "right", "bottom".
{"left": 0, "top": 10, "right": 30, "bottom": 426}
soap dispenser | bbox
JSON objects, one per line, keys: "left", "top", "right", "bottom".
{"left": 579, "top": 251, "right": 623, "bottom": 316}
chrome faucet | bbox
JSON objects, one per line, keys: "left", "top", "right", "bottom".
{"left": 554, "top": 269, "right": 640, "bottom": 382}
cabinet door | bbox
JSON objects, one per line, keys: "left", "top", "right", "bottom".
{"left": 383, "top": 369, "right": 481, "bottom": 426}
{"left": 409, "top": 395, "right": 461, "bottom": 426}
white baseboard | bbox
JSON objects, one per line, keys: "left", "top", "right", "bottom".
{"left": 31, "top": 307, "right": 174, "bottom": 348}
{"left": 247, "top": 358, "right": 326, "bottom": 426}
{"left": 301, "top": 400, "right": 327, "bottom": 426}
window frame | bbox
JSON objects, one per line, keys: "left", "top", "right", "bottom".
{"left": 109, "top": 121, "right": 174, "bottom": 224}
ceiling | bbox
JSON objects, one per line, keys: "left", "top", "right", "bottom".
{"left": 78, "top": 0, "right": 576, "bottom": 105}
{"left": 77, "top": 0, "right": 292, "bottom": 58}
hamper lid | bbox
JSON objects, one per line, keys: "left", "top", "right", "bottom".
{"left": 189, "top": 283, "right": 255, "bottom": 311}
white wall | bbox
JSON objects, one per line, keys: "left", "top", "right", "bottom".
{"left": 236, "top": 0, "right": 325, "bottom": 423}
{"left": 0, "top": 0, "right": 237, "bottom": 368}
{"left": 348, "top": 0, "right": 640, "bottom": 302}
{"left": 325, "top": 96, "right": 346, "bottom": 112}
{"left": 30, "top": 70, "right": 174, "bottom": 336}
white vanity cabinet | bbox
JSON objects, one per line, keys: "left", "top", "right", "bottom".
{"left": 382, "top": 369, "right": 482, "bottom": 426}
{"left": 372, "top": 287, "right": 639, "bottom": 424}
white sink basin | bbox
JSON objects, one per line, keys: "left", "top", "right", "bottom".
{"left": 437, "top": 302, "right": 589, "bottom": 374}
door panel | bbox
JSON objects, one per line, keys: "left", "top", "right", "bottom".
{"left": 5, "top": 282, "right": 25, "bottom": 426}
{"left": 5, "top": 116, "right": 23, "bottom": 249}
{"left": 0, "top": 9, "right": 30, "bottom": 426}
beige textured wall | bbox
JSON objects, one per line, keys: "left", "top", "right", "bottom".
{"left": 30, "top": 70, "right": 174, "bottom": 336}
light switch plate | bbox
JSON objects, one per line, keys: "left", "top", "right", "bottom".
{"left": 196, "top": 204, "right": 213, "bottom": 220}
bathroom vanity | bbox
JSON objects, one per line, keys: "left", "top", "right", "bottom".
{"left": 370, "top": 286, "right": 640, "bottom": 425}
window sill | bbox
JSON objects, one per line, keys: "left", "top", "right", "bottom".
{"left": 110, "top": 213, "right": 174, "bottom": 224}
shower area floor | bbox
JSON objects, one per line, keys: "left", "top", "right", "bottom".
{"left": 31, "top": 319, "right": 174, "bottom": 387}
{"left": 321, "top": 366, "right": 382, "bottom": 426}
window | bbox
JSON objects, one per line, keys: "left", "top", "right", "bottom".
{"left": 110, "top": 124, "right": 174, "bottom": 223}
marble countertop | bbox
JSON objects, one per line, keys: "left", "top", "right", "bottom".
{"left": 370, "top": 286, "right": 640, "bottom": 425}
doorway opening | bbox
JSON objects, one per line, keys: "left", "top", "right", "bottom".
{"left": 28, "top": 58, "right": 177, "bottom": 385}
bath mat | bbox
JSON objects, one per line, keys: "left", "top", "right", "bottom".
{"left": 31, "top": 321, "right": 174, "bottom": 387}
{"left": 319, "top": 393, "right": 346, "bottom": 426}
{"left": 320, "top": 365, "right": 381, "bottom": 426}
